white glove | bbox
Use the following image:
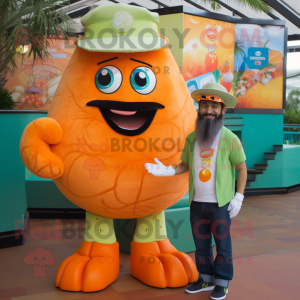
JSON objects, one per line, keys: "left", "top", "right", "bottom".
{"left": 145, "top": 158, "right": 175, "bottom": 177}
{"left": 227, "top": 192, "right": 244, "bottom": 218}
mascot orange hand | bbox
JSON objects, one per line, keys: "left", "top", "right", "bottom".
{"left": 20, "top": 117, "right": 64, "bottom": 178}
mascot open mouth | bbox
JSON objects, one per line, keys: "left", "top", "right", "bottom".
{"left": 87, "top": 100, "right": 165, "bottom": 136}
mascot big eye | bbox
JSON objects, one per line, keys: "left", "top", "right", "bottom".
{"left": 20, "top": 3, "right": 197, "bottom": 292}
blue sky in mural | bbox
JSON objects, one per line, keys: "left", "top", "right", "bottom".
{"left": 235, "top": 24, "right": 285, "bottom": 72}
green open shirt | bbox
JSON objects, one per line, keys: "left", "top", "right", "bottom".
{"left": 180, "top": 126, "right": 246, "bottom": 207}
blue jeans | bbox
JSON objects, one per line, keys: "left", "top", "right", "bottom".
{"left": 190, "top": 201, "right": 233, "bottom": 288}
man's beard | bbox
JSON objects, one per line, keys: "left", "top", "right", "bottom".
{"left": 195, "top": 112, "right": 224, "bottom": 148}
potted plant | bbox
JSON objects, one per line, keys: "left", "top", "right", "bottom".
{"left": 0, "top": 86, "right": 15, "bottom": 109}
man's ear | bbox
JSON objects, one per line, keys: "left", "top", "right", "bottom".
{"left": 222, "top": 105, "right": 227, "bottom": 114}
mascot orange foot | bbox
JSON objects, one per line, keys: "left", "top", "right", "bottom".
{"left": 131, "top": 238, "right": 197, "bottom": 288}
{"left": 55, "top": 241, "right": 119, "bottom": 292}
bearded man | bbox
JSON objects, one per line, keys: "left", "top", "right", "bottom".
{"left": 145, "top": 83, "right": 247, "bottom": 300}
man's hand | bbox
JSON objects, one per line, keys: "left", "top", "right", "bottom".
{"left": 145, "top": 158, "right": 175, "bottom": 177}
{"left": 227, "top": 192, "right": 244, "bottom": 218}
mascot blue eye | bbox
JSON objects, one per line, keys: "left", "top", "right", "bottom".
{"left": 97, "top": 68, "right": 113, "bottom": 88}
{"left": 130, "top": 67, "right": 156, "bottom": 95}
{"left": 95, "top": 66, "right": 122, "bottom": 94}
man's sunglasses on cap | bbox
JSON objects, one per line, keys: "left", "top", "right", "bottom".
{"left": 199, "top": 95, "right": 224, "bottom": 103}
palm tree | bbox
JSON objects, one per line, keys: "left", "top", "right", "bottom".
{"left": 284, "top": 89, "right": 300, "bottom": 126}
{"left": 257, "top": 39, "right": 272, "bottom": 52}
{"left": 286, "top": 89, "right": 300, "bottom": 112}
{"left": 0, "top": 0, "right": 75, "bottom": 87}
{"left": 234, "top": 37, "right": 246, "bottom": 73}
{"left": 196, "top": 0, "right": 273, "bottom": 13}
{"left": 261, "top": 40, "right": 271, "bottom": 51}
{"left": 231, "top": 37, "right": 246, "bottom": 92}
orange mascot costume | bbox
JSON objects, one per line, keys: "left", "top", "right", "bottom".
{"left": 20, "top": 3, "right": 197, "bottom": 292}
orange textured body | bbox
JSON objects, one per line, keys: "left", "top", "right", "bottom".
{"left": 20, "top": 46, "right": 197, "bottom": 219}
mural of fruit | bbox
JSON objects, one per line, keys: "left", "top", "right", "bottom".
{"left": 11, "top": 92, "right": 22, "bottom": 103}
{"left": 233, "top": 22, "right": 285, "bottom": 109}
{"left": 23, "top": 58, "right": 61, "bottom": 89}
{"left": 4, "top": 37, "right": 76, "bottom": 110}
{"left": 183, "top": 38, "right": 206, "bottom": 80}
{"left": 220, "top": 61, "right": 234, "bottom": 92}
{"left": 205, "top": 52, "right": 218, "bottom": 73}
{"left": 20, "top": 86, "right": 47, "bottom": 108}
{"left": 206, "top": 24, "right": 221, "bottom": 41}
{"left": 183, "top": 15, "right": 234, "bottom": 81}
{"left": 13, "top": 86, "right": 25, "bottom": 95}
{"left": 235, "top": 75, "right": 283, "bottom": 108}
{"left": 269, "top": 50, "right": 283, "bottom": 66}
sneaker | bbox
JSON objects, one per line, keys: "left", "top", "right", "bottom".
{"left": 185, "top": 277, "right": 214, "bottom": 293}
{"left": 210, "top": 285, "right": 228, "bottom": 299}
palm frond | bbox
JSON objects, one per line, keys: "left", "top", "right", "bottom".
{"left": 197, "top": 0, "right": 273, "bottom": 13}
{"left": 0, "top": 0, "right": 76, "bottom": 86}
{"left": 230, "top": 0, "right": 273, "bottom": 13}
{"left": 210, "top": 1, "right": 222, "bottom": 11}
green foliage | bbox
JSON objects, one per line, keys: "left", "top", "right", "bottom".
{"left": 210, "top": 1, "right": 222, "bottom": 11}
{"left": 284, "top": 89, "right": 300, "bottom": 125}
{"left": 0, "top": 87, "right": 15, "bottom": 109}
{"left": 234, "top": 37, "right": 246, "bottom": 72}
{"left": 232, "top": 69, "right": 244, "bottom": 92}
{"left": 257, "top": 39, "right": 272, "bottom": 51}
{"left": 199, "top": 0, "right": 273, "bottom": 13}
{"left": 233, "top": 36, "right": 247, "bottom": 90}
{"left": 286, "top": 89, "right": 300, "bottom": 111}
{"left": 0, "top": 0, "right": 76, "bottom": 86}
{"left": 284, "top": 109, "right": 300, "bottom": 125}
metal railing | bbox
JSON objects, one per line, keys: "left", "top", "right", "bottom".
{"left": 283, "top": 124, "right": 300, "bottom": 144}
{"left": 283, "top": 132, "right": 300, "bottom": 144}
